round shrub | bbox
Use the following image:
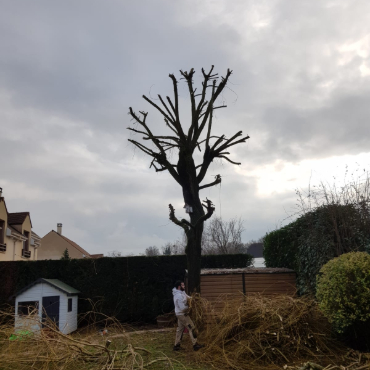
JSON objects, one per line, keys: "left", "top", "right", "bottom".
{"left": 316, "top": 252, "right": 370, "bottom": 333}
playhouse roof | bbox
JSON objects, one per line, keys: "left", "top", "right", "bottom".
{"left": 14, "top": 278, "right": 80, "bottom": 297}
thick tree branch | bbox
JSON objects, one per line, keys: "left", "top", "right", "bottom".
{"left": 158, "top": 94, "right": 176, "bottom": 122}
{"left": 127, "top": 127, "right": 148, "bottom": 136}
{"left": 128, "top": 139, "right": 156, "bottom": 157}
{"left": 169, "top": 204, "right": 193, "bottom": 232}
{"left": 142, "top": 135, "right": 179, "bottom": 143}
{"left": 197, "top": 66, "right": 214, "bottom": 114}
{"left": 216, "top": 135, "right": 250, "bottom": 152}
{"left": 180, "top": 69, "right": 197, "bottom": 135}
{"left": 205, "top": 80, "right": 217, "bottom": 149}
{"left": 192, "top": 69, "right": 233, "bottom": 148}
{"left": 169, "top": 74, "right": 186, "bottom": 141}
{"left": 142, "top": 95, "right": 174, "bottom": 124}
{"left": 218, "top": 155, "right": 241, "bottom": 165}
{"left": 128, "top": 108, "right": 181, "bottom": 184}
{"left": 199, "top": 175, "right": 222, "bottom": 190}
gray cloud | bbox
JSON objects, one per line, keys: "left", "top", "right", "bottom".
{"left": 1, "top": 0, "right": 370, "bottom": 255}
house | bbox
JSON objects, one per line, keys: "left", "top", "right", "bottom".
{"left": 0, "top": 187, "right": 41, "bottom": 261}
{"left": 38, "top": 223, "right": 103, "bottom": 260}
{"left": 14, "top": 278, "right": 80, "bottom": 335}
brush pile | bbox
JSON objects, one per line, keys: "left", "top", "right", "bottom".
{"left": 0, "top": 307, "right": 183, "bottom": 370}
{"left": 189, "top": 293, "right": 370, "bottom": 370}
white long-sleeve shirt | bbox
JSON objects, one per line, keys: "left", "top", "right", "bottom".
{"left": 172, "top": 288, "right": 189, "bottom": 315}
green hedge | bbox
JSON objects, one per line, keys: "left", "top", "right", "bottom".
{"left": 264, "top": 204, "right": 370, "bottom": 295}
{"left": 0, "top": 253, "right": 252, "bottom": 323}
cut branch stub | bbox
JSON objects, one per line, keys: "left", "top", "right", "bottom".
{"left": 193, "top": 198, "right": 215, "bottom": 226}
{"left": 168, "top": 204, "right": 192, "bottom": 232}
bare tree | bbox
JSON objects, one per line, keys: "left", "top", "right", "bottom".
{"left": 161, "top": 238, "right": 187, "bottom": 256}
{"left": 145, "top": 246, "right": 160, "bottom": 256}
{"left": 107, "top": 250, "right": 123, "bottom": 257}
{"left": 128, "top": 67, "right": 249, "bottom": 292}
{"left": 162, "top": 243, "right": 172, "bottom": 255}
{"left": 202, "top": 217, "right": 247, "bottom": 254}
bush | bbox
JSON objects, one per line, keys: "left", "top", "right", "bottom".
{"left": 264, "top": 204, "right": 370, "bottom": 294}
{"left": 316, "top": 252, "right": 370, "bottom": 348}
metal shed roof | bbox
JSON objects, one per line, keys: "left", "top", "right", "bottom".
{"left": 14, "top": 278, "right": 80, "bottom": 297}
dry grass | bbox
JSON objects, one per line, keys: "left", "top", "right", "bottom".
{"left": 0, "top": 306, "right": 186, "bottom": 370}
{"left": 1, "top": 295, "right": 370, "bottom": 370}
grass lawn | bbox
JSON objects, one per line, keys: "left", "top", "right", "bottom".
{"left": 126, "top": 328, "right": 210, "bottom": 370}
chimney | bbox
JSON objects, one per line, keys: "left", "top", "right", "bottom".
{"left": 0, "top": 187, "right": 2, "bottom": 198}
{"left": 57, "top": 223, "right": 62, "bottom": 235}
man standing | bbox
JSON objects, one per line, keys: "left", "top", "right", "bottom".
{"left": 172, "top": 280, "right": 204, "bottom": 351}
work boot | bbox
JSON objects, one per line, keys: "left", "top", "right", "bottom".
{"left": 173, "top": 344, "right": 183, "bottom": 351}
{"left": 193, "top": 343, "right": 204, "bottom": 351}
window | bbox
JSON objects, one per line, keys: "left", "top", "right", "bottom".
{"left": 0, "top": 219, "right": 5, "bottom": 243}
{"left": 18, "top": 301, "right": 39, "bottom": 316}
{"left": 23, "top": 231, "right": 30, "bottom": 251}
{"left": 68, "top": 298, "right": 72, "bottom": 312}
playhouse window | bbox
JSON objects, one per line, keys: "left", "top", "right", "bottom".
{"left": 18, "top": 301, "right": 39, "bottom": 315}
{"left": 68, "top": 298, "right": 72, "bottom": 312}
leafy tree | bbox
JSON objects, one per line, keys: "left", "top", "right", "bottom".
{"left": 128, "top": 67, "right": 249, "bottom": 292}
{"left": 60, "top": 248, "right": 71, "bottom": 260}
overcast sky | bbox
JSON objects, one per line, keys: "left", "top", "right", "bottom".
{"left": 1, "top": 0, "right": 370, "bottom": 256}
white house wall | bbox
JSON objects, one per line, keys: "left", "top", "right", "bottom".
{"left": 61, "top": 296, "right": 78, "bottom": 334}
{"left": 15, "top": 282, "right": 78, "bottom": 335}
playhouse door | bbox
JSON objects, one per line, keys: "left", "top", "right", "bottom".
{"left": 42, "top": 296, "right": 60, "bottom": 328}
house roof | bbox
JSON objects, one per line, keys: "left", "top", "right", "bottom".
{"left": 7, "top": 212, "right": 32, "bottom": 228}
{"left": 14, "top": 278, "right": 80, "bottom": 297}
{"left": 200, "top": 267, "right": 295, "bottom": 275}
{"left": 53, "top": 230, "right": 91, "bottom": 257}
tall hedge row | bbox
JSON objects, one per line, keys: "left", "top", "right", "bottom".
{"left": 0, "top": 253, "right": 252, "bottom": 323}
{"left": 264, "top": 204, "right": 370, "bottom": 294}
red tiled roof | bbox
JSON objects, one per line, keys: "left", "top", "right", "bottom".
{"left": 54, "top": 231, "right": 91, "bottom": 257}
{"left": 90, "top": 254, "right": 104, "bottom": 259}
{"left": 7, "top": 212, "right": 32, "bottom": 227}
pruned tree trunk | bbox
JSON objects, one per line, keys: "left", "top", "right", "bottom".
{"left": 128, "top": 66, "right": 249, "bottom": 293}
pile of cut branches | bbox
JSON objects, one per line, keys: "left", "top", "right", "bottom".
{"left": 0, "top": 307, "right": 183, "bottom": 370}
{"left": 189, "top": 294, "right": 370, "bottom": 370}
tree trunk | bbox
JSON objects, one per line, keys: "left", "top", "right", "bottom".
{"left": 186, "top": 222, "right": 203, "bottom": 293}
{"left": 179, "top": 150, "right": 205, "bottom": 293}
